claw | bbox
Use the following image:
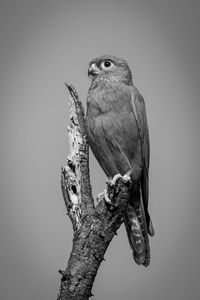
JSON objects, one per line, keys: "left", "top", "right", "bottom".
{"left": 122, "top": 173, "right": 131, "bottom": 182}
{"left": 110, "top": 170, "right": 131, "bottom": 186}
{"left": 104, "top": 189, "right": 112, "bottom": 204}
{"left": 110, "top": 174, "right": 122, "bottom": 186}
{"left": 104, "top": 189, "right": 116, "bottom": 209}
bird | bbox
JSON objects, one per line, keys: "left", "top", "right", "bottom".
{"left": 85, "top": 55, "right": 154, "bottom": 266}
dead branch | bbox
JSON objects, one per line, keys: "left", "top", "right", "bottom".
{"left": 57, "top": 84, "right": 131, "bottom": 300}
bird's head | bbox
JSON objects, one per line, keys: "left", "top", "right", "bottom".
{"left": 88, "top": 55, "right": 133, "bottom": 85}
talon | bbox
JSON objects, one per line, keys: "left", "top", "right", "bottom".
{"left": 110, "top": 174, "right": 122, "bottom": 186}
{"left": 104, "top": 189, "right": 116, "bottom": 209}
{"left": 104, "top": 189, "right": 112, "bottom": 204}
{"left": 122, "top": 174, "right": 131, "bottom": 182}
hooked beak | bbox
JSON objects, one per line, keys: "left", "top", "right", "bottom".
{"left": 88, "top": 64, "right": 99, "bottom": 77}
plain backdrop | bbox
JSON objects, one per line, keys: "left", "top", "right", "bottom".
{"left": 0, "top": 0, "right": 200, "bottom": 299}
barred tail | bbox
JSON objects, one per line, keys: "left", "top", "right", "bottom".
{"left": 124, "top": 189, "right": 151, "bottom": 266}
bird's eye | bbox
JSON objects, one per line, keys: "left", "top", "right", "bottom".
{"left": 103, "top": 60, "right": 112, "bottom": 68}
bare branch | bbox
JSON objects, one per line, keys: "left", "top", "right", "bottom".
{"left": 61, "top": 84, "right": 94, "bottom": 230}
{"left": 57, "top": 84, "right": 131, "bottom": 300}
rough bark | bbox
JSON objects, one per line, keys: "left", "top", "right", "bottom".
{"left": 57, "top": 84, "right": 131, "bottom": 300}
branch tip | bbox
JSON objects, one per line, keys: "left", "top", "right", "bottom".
{"left": 65, "top": 83, "right": 79, "bottom": 101}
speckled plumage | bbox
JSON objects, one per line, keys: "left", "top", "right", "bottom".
{"left": 86, "top": 55, "right": 154, "bottom": 266}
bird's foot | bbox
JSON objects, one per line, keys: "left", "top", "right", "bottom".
{"left": 110, "top": 174, "right": 123, "bottom": 186}
{"left": 97, "top": 191, "right": 115, "bottom": 208}
{"left": 103, "top": 189, "right": 117, "bottom": 210}
{"left": 122, "top": 173, "right": 131, "bottom": 182}
{"left": 102, "top": 172, "right": 132, "bottom": 211}
{"left": 109, "top": 171, "right": 131, "bottom": 186}
{"left": 123, "top": 169, "right": 132, "bottom": 182}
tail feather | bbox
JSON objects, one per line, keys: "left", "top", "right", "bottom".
{"left": 141, "top": 168, "right": 155, "bottom": 237}
{"left": 124, "top": 187, "right": 151, "bottom": 266}
{"left": 136, "top": 198, "right": 151, "bottom": 266}
{"left": 124, "top": 205, "right": 144, "bottom": 255}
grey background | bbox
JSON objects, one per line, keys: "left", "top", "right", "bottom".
{"left": 0, "top": 0, "right": 200, "bottom": 299}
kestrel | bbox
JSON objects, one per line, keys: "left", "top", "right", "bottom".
{"left": 86, "top": 55, "right": 154, "bottom": 266}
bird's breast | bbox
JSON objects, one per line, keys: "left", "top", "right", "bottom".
{"left": 87, "top": 81, "right": 131, "bottom": 116}
{"left": 86, "top": 82, "right": 138, "bottom": 139}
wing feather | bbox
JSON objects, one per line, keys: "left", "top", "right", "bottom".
{"left": 131, "top": 86, "right": 154, "bottom": 236}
